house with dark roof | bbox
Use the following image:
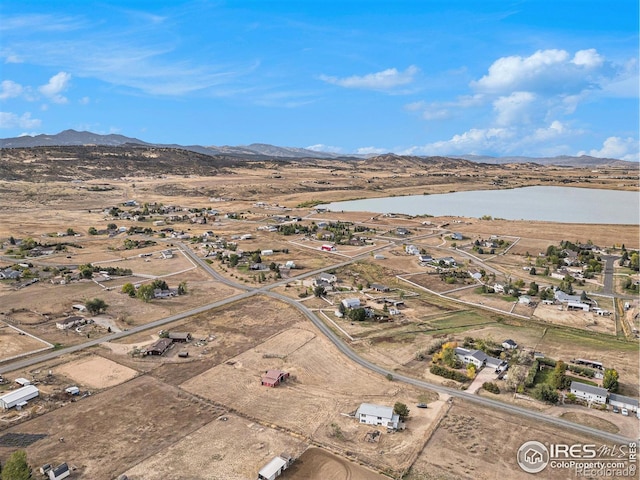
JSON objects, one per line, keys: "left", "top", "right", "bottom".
{"left": 608, "top": 393, "right": 638, "bottom": 413}
{"left": 570, "top": 381, "right": 608, "bottom": 405}
{"left": 370, "top": 283, "right": 390, "bottom": 292}
{"left": 168, "top": 332, "right": 192, "bottom": 342}
{"left": 502, "top": 339, "right": 518, "bottom": 350}
{"left": 146, "top": 338, "right": 173, "bottom": 356}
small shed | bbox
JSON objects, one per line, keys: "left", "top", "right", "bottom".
{"left": 49, "top": 463, "right": 70, "bottom": 480}
{"left": 65, "top": 386, "right": 80, "bottom": 395}
{"left": 261, "top": 370, "right": 289, "bottom": 387}
{"left": 257, "top": 456, "right": 290, "bottom": 480}
{"left": 15, "top": 377, "right": 31, "bottom": 386}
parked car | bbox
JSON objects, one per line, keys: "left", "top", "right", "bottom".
{"left": 612, "top": 406, "right": 620, "bottom": 413}
{"left": 416, "top": 403, "right": 428, "bottom": 409}
{"left": 621, "top": 408, "right": 629, "bottom": 416}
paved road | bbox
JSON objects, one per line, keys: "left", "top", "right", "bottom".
{"left": 1, "top": 243, "right": 636, "bottom": 445}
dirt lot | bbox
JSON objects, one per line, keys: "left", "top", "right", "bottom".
{"left": 181, "top": 325, "right": 441, "bottom": 475}
{"left": 281, "top": 447, "right": 391, "bottom": 480}
{"left": 55, "top": 355, "right": 138, "bottom": 389}
{"left": 0, "top": 321, "right": 50, "bottom": 361}
{"left": 124, "top": 413, "right": 308, "bottom": 480}
{"left": 0, "top": 375, "right": 222, "bottom": 479}
{"left": 533, "top": 303, "right": 616, "bottom": 335}
{"left": 408, "top": 400, "right": 609, "bottom": 480}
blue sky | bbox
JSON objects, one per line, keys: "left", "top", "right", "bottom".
{"left": 1, "top": 1, "right": 638, "bottom": 159}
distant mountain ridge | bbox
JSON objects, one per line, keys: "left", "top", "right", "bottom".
{"left": 0, "top": 129, "right": 633, "bottom": 167}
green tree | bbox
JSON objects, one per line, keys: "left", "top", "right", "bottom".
{"left": 393, "top": 402, "right": 410, "bottom": 421}
{"left": 2, "top": 450, "right": 31, "bottom": 480}
{"left": 532, "top": 384, "right": 559, "bottom": 404}
{"left": 88, "top": 227, "right": 97, "bottom": 235}
{"left": 79, "top": 264, "right": 94, "bottom": 279}
{"left": 66, "top": 228, "right": 76, "bottom": 235}
{"left": 338, "top": 302, "right": 347, "bottom": 316}
{"left": 529, "top": 267, "right": 536, "bottom": 275}
{"left": 228, "top": 254, "right": 239, "bottom": 267}
{"left": 630, "top": 253, "right": 639, "bottom": 272}
{"left": 9, "top": 235, "right": 16, "bottom": 245}
{"left": 177, "top": 281, "right": 188, "bottom": 295}
{"left": 550, "top": 360, "right": 568, "bottom": 390}
{"left": 86, "top": 298, "right": 108, "bottom": 315}
{"left": 151, "top": 279, "right": 169, "bottom": 291}
{"left": 603, "top": 368, "right": 619, "bottom": 392}
{"left": 313, "top": 285, "right": 326, "bottom": 297}
{"left": 137, "top": 284, "right": 155, "bottom": 302}
{"left": 348, "top": 308, "right": 367, "bottom": 322}
{"left": 122, "top": 283, "right": 136, "bottom": 297}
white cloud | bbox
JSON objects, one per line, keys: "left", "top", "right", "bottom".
{"left": 0, "top": 111, "right": 41, "bottom": 129}
{"left": 306, "top": 144, "right": 342, "bottom": 153}
{"left": 356, "top": 146, "right": 388, "bottom": 155}
{"left": 572, "top": 49, "right": 604, "bottom": 68}
{"left": 0, "top": 80, "right": 23, "bottom": 100}
{"left": 493, "top": 91, "right": 535, "bottom": 126}
{"left": 578, "top": 136, "right": 639, "bottom": 161}
{"left": 79, "top": 96, "right": 90, "bottom": 105}
{"left": 38, "top": 72, "right": 71, "bottom": 103}
{"left": 401, "top": 128, "right": 515, "bottom": 156}
{"left": 319, "top": 65, "right": 419, "bottom": 90}
{"left": 471, "top": 49, "right": 603, "bottom": 94}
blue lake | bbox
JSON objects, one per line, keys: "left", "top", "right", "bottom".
{"left": 318, "top": 186, "right": 640, "bottom": 225}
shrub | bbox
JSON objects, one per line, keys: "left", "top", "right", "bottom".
{"left": 430, "top": 364, "right": 468, "bottom": 383}
{"left": 482, "top": 382, "right": 500, "bottom": 394}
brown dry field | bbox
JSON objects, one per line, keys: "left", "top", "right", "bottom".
{"left": 0, "top": 375, "right": 222, "bottom": 479}
{"left": 181, "top": 325, "right": 440, "bottom": 475}
{"left": 0, "top": 321, "right": 50, "bottom": 361}
{"left": 55, "top": 354, "right": 138, "bottom": 389}
{"left": 124, "top": 413, "right": 309, "bottom": 480}
{"left": 532, "top": 303, "right": 616, "bottom": 335}
{"left": 407, "top": 400, "right": 609, "bottom": 480}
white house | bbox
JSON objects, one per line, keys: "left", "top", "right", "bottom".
{"left": 317, "top": 272, "right": 337, "bottom": 284}
{"left": 554, "top": 290, "right": 582, "bottom": 304}
{"left": 570, "top": 381, "right": 608, "bottom": 405}
{"left": 493, "top": 283, "right": 505, "bottom": 293}
{"left": 454, "top": 347, "right": 505, "bottom": 370}
{"left": 439, "top": 257, "right": 457, "bottom": 267}
{"left": 342, "top": 298, "right": 361, "bottom": 309}
{"left": 502, "top": 339, "right": 518, "bottom": 350}
{"left": 355, "top": 403, "right": 401, "bottom": 430}
{"left": 0, "top": 385, "right": 39, "bottom": 410}
{"left": 608, "top": 393, "right": 639, "bottom": 413}
{"left": 418, "top": 254, "right": 433, "bottom": 264}
{"left": 567, "top": 301, "right": 590, "bottom": 312}
{"left": 261, "top": 249, "right": 274, "bottom": 256}
{"left": 405, "top": 245, "right": 420, "bottom": 255}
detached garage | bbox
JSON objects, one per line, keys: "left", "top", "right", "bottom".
{"left": 0, "top": 385, "right": 39, "bottom": 410}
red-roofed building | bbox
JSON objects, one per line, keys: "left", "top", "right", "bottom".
{"left": 261, "top": 370, "right": 289, "bottom": 387}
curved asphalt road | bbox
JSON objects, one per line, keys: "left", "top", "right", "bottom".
{"left": 1, "top": 243, "right": 635, "bottom": 445}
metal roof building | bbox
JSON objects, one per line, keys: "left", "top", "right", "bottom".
{"left": 0, "top": 385, "right": 39, "bottom": 410}
{"left": 257, "top": 456, "right": 289, "bottom": 480}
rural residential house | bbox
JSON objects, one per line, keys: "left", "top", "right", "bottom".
{"left": 454, "top": 347, "right": 505, "bottom": 371}
{"left": 56, "top": 316, "right": 86, "bottom": 330}
{"left": 570, "top": 381, "right": 608, "bottom": 405}
{"left": 146, "top": 338, "right": 173, "bottom": 356}
{"left": 355, "top": 403, "right": 401, "bottom": 430}
{"left": 370, "top": 283, "right": 390, "bottom": 292}
{"left": 502, "top": 339, "right": 518, "bottom": 350}
{"left": 608, "top": 393, "right": 639, "bottom": 413}
{"left": 261, "top": 370, "right": 289, "bottom": 387}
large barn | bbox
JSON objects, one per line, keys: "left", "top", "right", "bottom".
{"left": 0, "top": 385, "right": 40, "bottom": 410}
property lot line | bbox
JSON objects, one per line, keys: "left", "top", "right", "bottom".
{"left": 318, "top": 310, "right": 354, "bottom": 341}
{"left": 396, "top": 274, "right": 529, "bottom": 320}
